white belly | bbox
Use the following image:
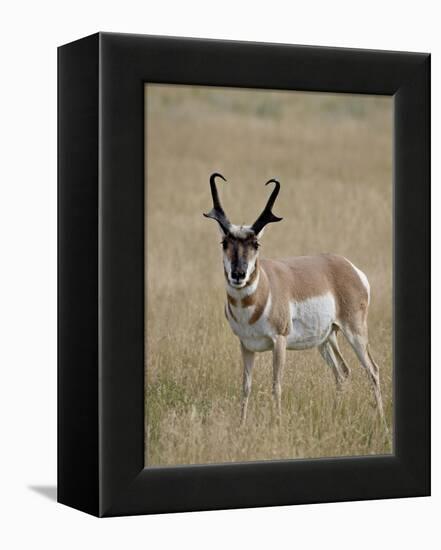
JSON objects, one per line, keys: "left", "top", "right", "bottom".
{"left": 226, "top": 291, "right": 336, "bottom": 353}
{"left": 286, "top": 293, "right": 336, "bottom": 350}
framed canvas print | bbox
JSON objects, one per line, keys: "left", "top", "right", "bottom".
{"left": 58, "top": 32, "right": 430, "bottom": 517}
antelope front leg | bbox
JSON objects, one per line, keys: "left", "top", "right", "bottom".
{"left": 272, "top": 335, "right": 287, "bottom": 420}
{"left": 240, "top": 342, "right": 255, "bottom": 426}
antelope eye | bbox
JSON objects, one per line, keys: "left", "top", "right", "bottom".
{"left": 252, "top": 241, "right": 260, "bottom": 250}
{"left": 221, "top": 239, "right": 228, "bottom": 249}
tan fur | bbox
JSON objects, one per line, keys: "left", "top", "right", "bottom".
{"left": 259, "top": 254, "right": 369, "bottom": 335}
{"left": 224, "top": 253, "right": 368, "bottom": 333}
{"left": 244, "top": 264, "right": 259, "bottom": 287}
{"left": 240, "top": 294, "right": 254, "bottom": 308}
{"left": 247, "top": 265, "right": 270, "bottom": 324}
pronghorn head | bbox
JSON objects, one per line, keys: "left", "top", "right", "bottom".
{"left": 203, "top": 173, "right": 282, "bottom": 289}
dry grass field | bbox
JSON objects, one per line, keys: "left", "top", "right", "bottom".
{"left": 145, "top": 84, "right": 393, "bottom": 466}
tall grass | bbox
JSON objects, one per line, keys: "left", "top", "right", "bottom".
{"left": 145, "top": 85, "right": 393, "bottom": 466}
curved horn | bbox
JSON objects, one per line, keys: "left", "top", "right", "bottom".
{"left": 203, "top": 173, "right": 232, "bottom": 234}
{"left": 251, "top": 179, "right": 283, "bottom": 235}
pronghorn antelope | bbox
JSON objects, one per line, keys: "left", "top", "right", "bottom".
{"left": 203, "top": 173, "right": 385, "bottom": 426}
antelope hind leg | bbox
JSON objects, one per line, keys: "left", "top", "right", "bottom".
{"left": 341, "top": 327, "right": 387, "bottom": 427}
{"left": 328, "top": 329, "right": 351, "bottom": 381}
{"left": 318, "top": 339, "right": 347, "bottom": 391}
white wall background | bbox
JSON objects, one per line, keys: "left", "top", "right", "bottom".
{"left": 0, "top": 1, "right": 438, "bottom": 548}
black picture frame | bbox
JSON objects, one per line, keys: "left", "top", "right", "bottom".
{"left": 58, "top": 32, "right": 430, "bottom": 517}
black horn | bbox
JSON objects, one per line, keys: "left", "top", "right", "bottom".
{"left": 251, "top": 179, "right": 283, "bottom": 235}
{"left": 203, "top": 173, "right": 232, "bottom": 234}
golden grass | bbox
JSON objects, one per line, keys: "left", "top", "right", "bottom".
{"left": 145, "top": 85, "right": 393, "bottom": 466}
